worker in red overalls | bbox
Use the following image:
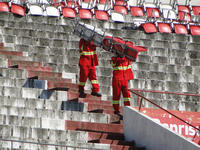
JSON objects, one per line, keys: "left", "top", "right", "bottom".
{"left": 111, "top": 53, "right": 134, "bottom": 114}
{"left": 79, "top": 38, "right": 102, "bottom": 98}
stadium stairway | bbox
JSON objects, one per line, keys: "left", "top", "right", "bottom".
{"left": 0, "top": 42, "right": 145, "bottom": 150}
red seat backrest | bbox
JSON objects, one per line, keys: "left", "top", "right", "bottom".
{"left": 0, "top": 2, "right": 9, "bottom": 12}
{"left": 11, "top": 4, "right": 25, "bottom": 16}
{"left": 192, "top": 6, "right": 200, "bottom": 16}
{"left": 130, "top": 6, "right": 145, "bottom": 17}
{"left": 190, "top": 25, "right": 200, "bottom": 36}
{"left": 115, "top": 0, "right": 127, "bottom": 6}
{"left": 142, "top": 23, "right": 158, "bottom": 33}
{"left": 95, "top": 10, "right": 109, "bottom": 21}
{"left": 62, "top": 7, "right": 76, "bottom": 18}
{"left": 178, "top": 5, "right": 190, "bottom": 13}
{"left": 158, "top": 23, "right": 172, "bottom": 33}
{"left": 79, "top": 9, "right": 93, "bottom": 19}
{"left": 178, "top": 11, "right": 191, "bottom": 22}
{"left": 114, "top": 5, "right": 128, "bottom": 15}
{"left": 174, "top": 24, "right": 188, "bottom": 34}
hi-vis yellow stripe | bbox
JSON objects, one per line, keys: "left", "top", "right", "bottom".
{"left": 113, "top": 65, "right": 131, "bottom": 71}
{"left": 124, "top": 97, "right": 130, "bottom": 101}
{"left": 79, "top": 82, "right": 85, "bottom": 86}
{"left": 80, "top": 51, "right": 96, "bottom": 55}
{"left": 91, "top": 80, "right": 98, "bottom": 84}
{"left": 112, "top": 100, "right": 120, "bottom": 104}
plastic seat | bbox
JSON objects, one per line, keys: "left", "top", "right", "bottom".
{"left": 141, "top": 22, "right": 158, "bottom": 33}
{"left": 66, "top": 1, "right": 79, "bottom": 8}
{"left": 97, "top": 3, "right": 111, "bottom": 11}
{"left": 157, "top": 22, "right": 172, "bottom": 33}
{"left": 62, "top": 7, "right": 76, "bottom": 18}
{"left": 125, "top": 45, "right": 147, "bottom": 61}
{"left": 95, "top": 10, "right": 109, "bottom": 21}
{"left": 115, "top": 0, "right": 127, "bottom": 6}
{"left": 0, "top": 2, "right": 9, "bottom": 12}
{"left": 111, "top": 12, "right": 125, "bottom": 22}
{"left": 146, "top": 7, "right": 161, "bottom": 18}
{"left": 99, "top": 0, "right": 111, "bottom": 4}
{"left": 192, "top": 6, "right": 200, "bottom": 16}
{"left": 102, "top": 36, "right": 113, "bottom": 51}
{"left": 173, "top": 24, "right": 188, "bottom": 35}
{"left": 11, "top": 3, "right": 25, "bottom": 16}
{"left": 190, "top": 25, "right": 200, "bottom": 35}
{"left": 79, "top": 9, "right": 93, "bottom": 19}
{"left": 162, "top": 9, "right": 177, "bottom": 20}
{"left": 178, "top": 11, "right": 191, "bottom": 22}
{"left": 159, "top": 3, "right": 173, "bottom": 10}
{"left": 28, "top": 5, "right": 44, "bottom": 16}
{"left": 113, "top": 5, "right": 128, "bottom": 15}
{"left": 130, "top": 6, "right": 145, "bottom": 17}
{"left": 45, "top": 6, "right": 60, "bottom": 17}
{"left": 178, "top": 5, "right": 190, "bottom": 13}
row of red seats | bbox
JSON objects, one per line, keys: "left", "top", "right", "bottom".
{"left": 0, "top": 0, "right": 200, "bottom": 36}
{"left": 1, "top": 0, "right": 199, "bottom": 22}
{"left": 140, "top": 21, "right": 200, "bottom": 36}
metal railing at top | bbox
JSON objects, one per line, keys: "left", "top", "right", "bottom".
{"left": 0, "top": 138, "right": 98, "bottom": 150}
{"left": 129, "top": 88, "right": 200, "bottom": 143}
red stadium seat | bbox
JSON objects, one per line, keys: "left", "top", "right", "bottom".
{"left": 157, "top": 23, "right": 172, "bottom": 33}
{"left": 62, "top": 7, "right": 76, "bottom": 18}
{"left": 79, "top": 9, "right": 93, "bottom": 19}
{"left": 99, "top": 0, "right": 111, "bottom": 4}
{"left": 66, "top": 1, "right": 79, "bottom": 8}
{"left": 141, "top": 23, "right": 158, "bottom": 33}
{"left": 178, "top": 5, "right": 190, "bottom": 13}
{"left": 113, "top": 5, "right": 128, "bottom": 15}
{"left": 115, "top": 0, "right": 127, "bottom": 6}
{"left": 173, "top": 24, "right": 188, "bottom": 35}
{"left": 95, "top": 10, "right": 109, "bottom": 21}
{"left": 190, "top": 25, "right": 200, "bottom": 36}
{"left": 192, "top": 6, "right": 200, "bottom": 16}
{"left": 11, "top": 3, "right": 25, "bottom": 16}
{"left": 102, "top": 36, "right": 113, "bottom": 51}
{"left": 0, "top": 2, "right": 9, "bottom": 12}
{"left": 125, "top": 45, "right": 147, "bottom": 61}
{"left": 178, "top": 11, "right": 191, "bottom": 22}
{"left": 146, "top": 7, "right": 161, "bottom": 18}
{"left": 130, "top": 6, "right": 145, "bottom": 17}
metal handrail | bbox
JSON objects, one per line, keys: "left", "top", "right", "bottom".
{"left": 129, "top": 88, "right": 200, "bottom": 142}
{"left": 0, "top": 138, "right": 97, "bottom": 150}
{"left": 130, "top": 88, "right": 200, "bottom": 97}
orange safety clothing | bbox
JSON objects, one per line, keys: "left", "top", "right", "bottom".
{"left": 79, "top": 38, "right": 98, "bottom": 66}
{"left": 79, "top": 38, "right": 99, "bottom": 93}
{"left": 111, "top": 56, "right": 134, "bottom": 112}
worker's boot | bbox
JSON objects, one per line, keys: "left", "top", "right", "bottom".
{"left": 91, "top": 91, "right": 102, "bottom": 97}
{"left": 79, "top": 90, "right": 87, "bottom": 98}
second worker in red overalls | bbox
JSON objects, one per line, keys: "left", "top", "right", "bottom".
{"left": 79, "top": 38, "right": 102, "bottom": 98}
{"left": 111, "top": 54, "right": 134, "bottom": 113}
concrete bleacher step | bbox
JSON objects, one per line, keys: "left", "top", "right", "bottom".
{"left": 0, "top": 124, "right": 111, "bottom": 150}
{"left": 8, "top": 59, "right": 52, "bottom": 72}
{"left": 65, "top": 120, "right": 142, "bottom": 150}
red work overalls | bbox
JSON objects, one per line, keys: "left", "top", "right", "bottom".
{"left": 111, "top": 56, "right": 134, "bottom": 113}
{"left": 79, "top": 38, "right": 99, "bottom": 93}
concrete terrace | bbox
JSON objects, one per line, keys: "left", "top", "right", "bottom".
{"left": 0, "top": 0, "right": 200, "bottom": 149}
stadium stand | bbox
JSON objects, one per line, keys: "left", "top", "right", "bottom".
{"left": 0, "top": 0, "right": 200, "bottom": 149}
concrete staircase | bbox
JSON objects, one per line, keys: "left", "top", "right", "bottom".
{"left": 0, "top": 41, "right": 145, "bottom": 150}
{"left": 0, "top": 10, "right": 200, "bottom": 149}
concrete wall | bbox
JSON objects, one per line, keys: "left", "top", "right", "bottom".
{"left": 123, "top": 106, "right": 200, "bottom": 150}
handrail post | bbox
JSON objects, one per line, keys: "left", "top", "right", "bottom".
{"left": 11, "top": 140, "right": 13, "bottom": 150}
{"left": 139, "top": 97, "right": 143, "bottom": 111}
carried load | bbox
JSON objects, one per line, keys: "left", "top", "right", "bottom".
{"left": 74, "top": 22, "right": 147, "bottom": 61}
